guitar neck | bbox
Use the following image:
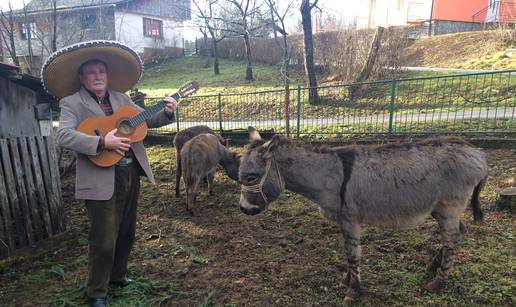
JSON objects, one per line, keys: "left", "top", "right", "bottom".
{"left": 128, "top": 91, "right": 181, "bottom": 127}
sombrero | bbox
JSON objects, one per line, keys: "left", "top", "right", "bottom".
{"left": 41, "top": 40, "right": 143, "bottom": 99}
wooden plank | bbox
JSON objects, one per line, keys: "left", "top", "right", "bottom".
{"left": 36, "top": 136, "right": 60, "bottom": 234}
{"left": 19, "top": 137, "right": 44, "bottom": 242}
{"left": 0, "top": 152, "right": 15, "bottom": 257}
{"left": 0, "top": 147, "right": 15, "bottom": 254}
{"left": 28, "top": 137, "right": 53, "bottom": 237}
{"left": 45, "top": 137, "right": 66, "bottom": 232}
{"left": 8, "top": 138, "right": 34, "bottom": 245}
{"left": 0, "top": 139, "right": 28, "bottom": 247}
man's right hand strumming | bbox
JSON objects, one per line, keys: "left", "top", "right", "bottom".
{"left": 104, "top": 128, "right": 130, "bottom": 156}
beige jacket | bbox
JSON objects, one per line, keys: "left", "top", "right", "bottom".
{"left": 57, "top": 87, "right": 173, "bottom": 200}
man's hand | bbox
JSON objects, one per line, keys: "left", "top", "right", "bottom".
{"left": 163, "top": 96, "right": 178, "bottom": 117}
{"left": 104, "top": 128, "right": 130, "bottom": 156}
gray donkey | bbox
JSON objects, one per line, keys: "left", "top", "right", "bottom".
{"left": 239, "top": 127, "right": 488, "bottom": 304}
{"left": 181, "top": 133, "right": 240, "bottom": 216}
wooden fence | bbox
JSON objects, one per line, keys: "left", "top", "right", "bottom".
{"left": 0, "top": 136, "right": 65, "bottom": 258}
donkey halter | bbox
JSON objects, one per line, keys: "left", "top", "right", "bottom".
{"left": 240, "top": 157, "right": 285, "bottom": 204}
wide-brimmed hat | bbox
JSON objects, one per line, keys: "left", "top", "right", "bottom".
{"left": 41, "top": 40, "right": 143, "bottom": 99}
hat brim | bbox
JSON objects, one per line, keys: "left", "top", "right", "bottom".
{"left": 41, "top": 40, "right": 142, "bottom": 99}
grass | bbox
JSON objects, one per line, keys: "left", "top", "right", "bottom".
{"left": 401, "top": 30, "right": 516, "bottom": 70}
{"left": 138, "top": 56, "right": 305, "bottom": 97}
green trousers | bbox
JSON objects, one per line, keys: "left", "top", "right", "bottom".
{"left": 85, "top": 163, "right": 141, "bottom": 298}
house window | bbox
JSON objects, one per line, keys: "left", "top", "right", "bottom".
{"left": 20, "top": 22, "right": 37, "bottom": 40}
{"left": 143, "top": 17, "right": 163, "bottom": 38}
{"left": 81, "top": 14, "right": 97, "bottom": 29}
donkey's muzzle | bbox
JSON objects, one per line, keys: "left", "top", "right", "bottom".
{"left": 240, "top": 205, "right": 262, "bottom": 215}
{"left": 239, "top": 193, "right": 264, "bottom": 215}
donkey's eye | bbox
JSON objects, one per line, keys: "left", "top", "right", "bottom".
{"left": 246, "top": 174, "right": 259, "bottom": 183}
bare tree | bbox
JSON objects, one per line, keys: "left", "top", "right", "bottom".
{"left": 300, "top": 0, "right": 319, "bottom": 104}
{"left": 192, "top": 0, "right": 226, "bottom": 75}
{"left": 221, "top": 0, "right": 268, "bottom": 81}
{"left": 0, "top": 1, "right": 20, "bottom": 66}
{"left": 265, "top": 0, "right": 295, "bottom": 135}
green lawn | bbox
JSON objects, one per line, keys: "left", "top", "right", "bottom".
{"left": 138, "top": 56, "right": 305, "bottom": 97}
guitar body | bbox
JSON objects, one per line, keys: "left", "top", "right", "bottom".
{"left": 75, "top": 80, "right": 200, "bottom": 168}
{"left": 76, "top": 105, "right": 148, "bottom": 168}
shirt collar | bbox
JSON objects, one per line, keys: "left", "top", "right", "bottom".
{"left": 83, "top": 86, "right": 110, "bottom": 104}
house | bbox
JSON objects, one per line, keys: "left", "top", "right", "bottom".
{"left": 4, "top": 0, "right": 190, "bottom": 74}
{"left": 353, "top": 0, "right": 515, "bottom": 35}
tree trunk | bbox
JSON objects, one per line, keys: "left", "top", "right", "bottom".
{"left": 202, "top": 31, "right": 210, "bottom": 68}
{"left": 243, "top": 32, "right": 253, "bottom": 81}
{"left": 301, "top": 0, "right": 318, "bottom": 104}
{"left": 51, "top": 0, "right": 57, "bottom": 52}
{"left": 213, "top": 39, "right": 220, "bottom": 75}
{"left": 282, "top": 34, "right": 290, "bottom": 136}
{"left": 496, "top": 187, "right": 516, "bottom": 211}
{"left": 349, "top": 26, "right": 384, "bottom": 100}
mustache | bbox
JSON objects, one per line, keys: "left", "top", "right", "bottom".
{"left": 93, "top": 80, "right": 105, "bottom": 85}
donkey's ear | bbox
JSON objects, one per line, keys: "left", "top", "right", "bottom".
{"left": 263, "top": 135, "right": 281, "bottom": 159}
{"left": 248, "top": 126, "right": 261, "bottom": 141}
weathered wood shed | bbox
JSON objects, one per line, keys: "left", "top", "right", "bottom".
{"left": 0, "top": 62, "right": 65, "bottom": 258}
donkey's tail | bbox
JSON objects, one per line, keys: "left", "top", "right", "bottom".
{"left": 471, "top": 177, "right": 486, "bottom": 222}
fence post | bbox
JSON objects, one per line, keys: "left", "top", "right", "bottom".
{"left": 296, "top": 85, "right": 301, "bottom": 139}
{"left": 217, "top": 93, "right": 223, "bottom": 134}
{"left": 175, "top": 107, "right": 180, "bottom": 132}
{"left": 388, "top": 78, "right": 397, "bottom": 134}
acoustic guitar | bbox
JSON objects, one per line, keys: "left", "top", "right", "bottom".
{"left": 76, "top": 81, "right": 200, "bottom": 168}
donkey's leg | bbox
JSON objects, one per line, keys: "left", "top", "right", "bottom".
{"left": 425, "top": 214, "right": 462, "bottom": 292}
{"left": 207, "top": 171, "right": 215, "bottom": 195}
{"left": 186, "top": 177, "right": 201, "bottom": 216}
{"left": 175, "top": 151, "right": 182, "bottom": 198}
{"left": 339, "top": 219, "right": 362, "bottom": 304}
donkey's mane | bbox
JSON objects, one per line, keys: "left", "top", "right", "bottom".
{"left": 247, "top": 135, "right": 469, "bottom": 156}
{"left": 247, "top": 136, "right": 332, "bottom": 154}
{"left": 369, "top": 136, "right": 470, "bottom": 153}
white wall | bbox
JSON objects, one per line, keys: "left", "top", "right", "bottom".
{"left": 114, "top": 10, "right": 184, "bottom": 53}
{"left": 355, "top": 0, "right": 432, "bottom": 29}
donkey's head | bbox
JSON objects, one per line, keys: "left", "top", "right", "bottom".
{"left": 239, "top": 127, "right": 285, "bottom": 215}
{"left": 223, "top": 150, "right": 241, "bottom": 181}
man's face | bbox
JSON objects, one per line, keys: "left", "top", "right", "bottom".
{"left": 79, "top": 62, "right": 108, "bottom": 95}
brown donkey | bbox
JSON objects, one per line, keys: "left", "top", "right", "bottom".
{"left": 239, "top": 127, "right": 488, "bottom": 304}
{"left": 173, "top": 125, "right": 225, "bottom": 197}
{"left": 181, "top": 133, "right": 240, "bottom": 215}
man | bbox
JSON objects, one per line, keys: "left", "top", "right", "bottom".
{"left": 41, "top": 41, "right": 177, "bottom": 307}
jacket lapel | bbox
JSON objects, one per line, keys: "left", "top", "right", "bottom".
{"left": 107, "top": 89, "right": 122, "bottom": 111}
{"left": 79, "top": 87, "right": 105, "bottom": 116}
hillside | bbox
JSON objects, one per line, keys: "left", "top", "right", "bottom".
{"left": 137, "top": 30, "right": 516, "bottom": 97}
{"left": 401, "top": 30, "right": 516, "bottom": 70}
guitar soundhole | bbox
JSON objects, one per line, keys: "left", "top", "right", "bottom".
{"left": 118, "top": 120, "right": 133, "bottom": 135}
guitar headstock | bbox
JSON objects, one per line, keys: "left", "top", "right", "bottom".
{"left": 178, "top": 81, "right": 200, "bottom": 98}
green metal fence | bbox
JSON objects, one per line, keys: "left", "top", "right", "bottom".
{"left": 147, "top": 70, "right": 516, "bottom": 138}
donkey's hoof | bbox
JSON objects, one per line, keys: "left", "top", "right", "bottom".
{"left": 342, "top": 296, "right": 355, "bottom": 305}
{"left": 343, "top": 287, "right": 360, "bottom": 305}
{"left": 426, "top": 260, "right": 440, "bottom": 274}
{"left": 425, "top": 277, "right": 444, "bottom": 292}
